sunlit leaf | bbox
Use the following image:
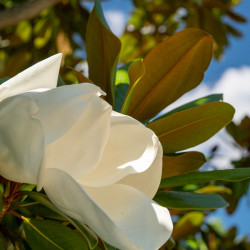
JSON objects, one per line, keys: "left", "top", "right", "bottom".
{"left": 196, "top": 185, "right": 232, "bottom": 194}
{"left": 154, "top": 191, "right": 228, "bottom": 209}
{"left": 16, "top": 21, "right": 32, "bottom": 43}
{"left": 24, "top": 218, "right": 89, "bottom": 250}
{"left": 126, "top": 28, "right": 213, "bottom": 121}
{"left": 121, "top": 59, "right": 145, "bottom": 114}
{"left": 155, "top": 94, "right": 223, "bottom": 120}
{"left": 160, "top": 168, "right": 250, "bottom": 187}
{"left": 172, "top": 212, "right": 205, "bottom": 241}
{"left": 162, "top": 151, "right": 206, "bottom": 178}
{"left": 120, "top": 33, "right": 140, "bottom": 62}
{"left": 86, "top": 0, "right": 121, "bottom": 104}
{"left": 148, "top": 102, "right": 235, "bottom": 153}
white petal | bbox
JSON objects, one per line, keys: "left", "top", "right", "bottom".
{"left": 0, "top": 54, "right": 61, "bottom": 101}
{"left": 24, "top": 84, "right": 112, "bottom": 184}
{"left": 118, "top": 141, "right": 163, "bottom": 198}
{"left": 79, "top": 111, "right": 159, "bottom": 187}
{"left": 44, "top": 168, "right": 173, "bottom": 250}
{"left": 0, "top": 96, "right": 44, "bottom": 184}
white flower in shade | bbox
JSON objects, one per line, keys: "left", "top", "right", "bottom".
{"left": 0, "top": 54, "right": 173, "bottom": 250}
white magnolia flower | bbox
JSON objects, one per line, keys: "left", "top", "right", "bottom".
{"left": 0, "top": 54, "right": 173, "bottom": 250}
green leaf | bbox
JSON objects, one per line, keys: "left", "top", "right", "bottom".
{"left": 114, "top": 84, "right": 129, "bottom": 112}
{"left": 19, "top": 184, "right": 36, "bottom": 203}
{"left": 155, "top": 94, "right": 223, "bottom": 120}
{"left": 19, "top": 203, "right": 66, "bottom": 221}
{"left": 154, "top": 191, "right": 228, "bottom": 209}
{"left": 162, "top": 151, "right": 206, "bottom": 179}
{"left": 125, "top": 28, "right": 213, "bottom": 121}
{"left": 25, "top": 192, "right": 98, "bottom": 249}
{"left": 86, "top": 0, "right": 121, "bottom": 104}
{"left": 20, "top": 184, "right": 36, "bottom": 192}
{"left": 0, "top": 77, "right": 9, "bottom": 84}
{"left": 160, "top": 168, "right": 250, "bottom": 188}
{"left": 114, "top": 65, "right": 130, "bottom": 112}
{"left": 147, "top": 102, "right": 235, "bottom": 153}
{"left": 24, "top": 218, "right": 89, "bottom": 250}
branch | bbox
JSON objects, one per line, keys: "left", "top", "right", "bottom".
{"left": 0, "top": 0, "right": 61, "bottom": 30}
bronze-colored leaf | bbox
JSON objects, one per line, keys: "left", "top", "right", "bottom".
{"left": 86, "top": 0, "right": 121, "bottom": 105}
{"left": 147, "top": 102, "right": 235, "bottom": 154}
{"left": 126, "top": 28, "right": 213, "bottom": 121}
{"left": 162, "top": 151, "right": 206, "bottom": 179}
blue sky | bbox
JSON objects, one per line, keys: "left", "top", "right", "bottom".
{"left": 83, "top": 0, "right": 250, "bottom": 238}
{"left": 205, "top": 0, "right": 250, "bottom": 83}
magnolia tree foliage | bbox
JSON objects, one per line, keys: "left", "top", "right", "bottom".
{"left": 0, "top": 0, "right": 246, "bottom": 78}
{"left": 0, "top": 0, "right": 250, "bottom": 250}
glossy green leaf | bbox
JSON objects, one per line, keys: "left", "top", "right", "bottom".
{"left": 114, "top": 65, "right": 130, "bottom": 112}
{"left": 126, "top": 28, "right": 213, "bottom": 121}
{"left": 148, "top": 102, "right": 235, "bottom": 153}
{"left": 24, "top": 218, "right": 89, "bottom": 250}
{"left": 155, "top": 94, "right": 223, "bottom": 120}
{"left": 162, "top": 151, "right": 206, "bottom": 178}
{"left": 160, "top": 168, "right": 250, "bottom": 187}
{"left": 86, "top": 0, "right": 121, "bottom": 104}
{"left": 154, "top": 191, "right": 229, "bottom": 209}
{"left": 114, "top": 84, "right": 129, "bottom": 112}
{"left": 25, "top": 192, "right": 98, "bottom": 249}
{"left": 19, "top": 202, "right": 66, "bottom": 221}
